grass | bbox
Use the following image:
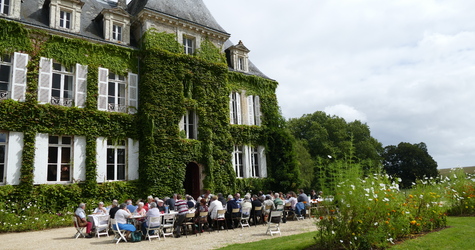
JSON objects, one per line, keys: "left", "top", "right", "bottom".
{"left": 390, "top": 216, "right": 475, "bottom": 250}
{"left": 217, "top": 231, "right": 316, "bottom": 250}
{"left": 217, "top": 217, "right": 475, "bottom": 250}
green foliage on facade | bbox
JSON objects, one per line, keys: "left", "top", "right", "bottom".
{"left": 0, "top": 20, "right": 301, "bottom": 225}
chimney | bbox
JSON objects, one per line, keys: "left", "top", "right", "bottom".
{"left": 117, "top": 0, "right": 127, "bottom": 9}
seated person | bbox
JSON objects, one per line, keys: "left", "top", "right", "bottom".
{"left": 93, "top": 201, "right": 108, "bottom": 215}
{"left": 134, "top": 202, "right": 147, "bottom": 217}
{"left": 75, "top": 203, "right": 93, "bottom": 238}
{"left": 141, "top": 202, "right": 161, "bottom": 235}
{"left": 113, "top": 203, "right": 136, "bottom": 239}
{"left": 109, "top": 200, "right": 119, "bottom": 219}
{"left": 186, "top": 195, "right": 195, "bottom": 209}
{"left": 226, "top": 194, "right": 241, "bottom": 228}
{"left": 156, "top": 199, "right": 166, "bottom": 213}
{"left": 126, "top": 199, "right": 136, "bottom": 213}
{"left": 208, "top": 195, "right": 223, "bottom": 220}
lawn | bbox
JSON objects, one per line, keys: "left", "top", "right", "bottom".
{"left": 217, "top": 217, "right": 475, "bottom": 250}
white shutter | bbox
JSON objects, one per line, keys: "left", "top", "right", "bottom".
{"left": 229, "top": 93, "right": 234, "bottom": 124}
{"left": 247, "top": 95, "right": 255, "bottom": 125}
{"left": 128, "top": 72, "right": 138, "bottom": 114}
{"left": 254, "top": 96, "right": 261, "bottom": 126}
{"left": 96, "top": 137, "right": 107, "bottom": 183}
{"left": 236, "top": 92, "right": 242, "bottom": 125}
{"left": 258, "top": 146, "right": 267, "bottom": 178}
{"left": 232, "top": 146, "right": 236, "bottom": 174}
{"left": 38, "top": 57, "right": 52, "bottom": 104}
{"left": 10, "top": 52, "right": 28, "bottom": 102}
{"left": 33, "top": 133, "right": 49, "bottom": 184}
{"left": 75, "top": 64, "right": 87, "bottom": 108}
{"left": 97, "top": 67, "right": 109, "bottom": 111}
{"left": 242, "top": 145, "right": 250, "bottom": 178}
{"left": 73, "top": 136, "right": 86, "bottom": 182}
{"left": 179, "top": 115, "right": 185, "bottom": 132}
{"left": 6, "top": 132, "right": 24, "bottom": 185}
{"left": 127, "top": 138, "right": 139, "bottom": 180}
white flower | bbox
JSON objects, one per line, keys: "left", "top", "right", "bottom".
{"left": 328, "top": 155, "right": 332, "bottom": 159}
{"left": 347, "top": 204, "right": 350, "bottom": 207}
{"left": 397, "top": 178, "right": 402, "bottom": 182}
{"left": 350, "top": 184, "right": 355, "bottom": 190}
{"left": 374, "top": 222, "right": 378, "bottom": 226}
{"left": 340, "top": 240, "right": 343, "bottom": 243}
{"left": 332, "top": 231, "right": 335, "bottom": 234}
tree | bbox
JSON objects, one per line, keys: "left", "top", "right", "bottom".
{"left": 382, "top": 142, "right": 438, "bottom": 188}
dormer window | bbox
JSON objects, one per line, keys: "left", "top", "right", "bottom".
{"left": 226, "top": 40, "right": 250, "bottom": 73}
{"left": 183, "top": 36, "right": 194, "bottom": 55}
{"left": 47, "top": 0, "right": 84, "bottom": 33}
{"left": 59, "top": 10, "right": 72, "bottom": 29}
{"left": 0, "top": 0, "right": 10, "bottom": 15}
{"left": 112, "top": 24, "right": 122, "bottom": 41}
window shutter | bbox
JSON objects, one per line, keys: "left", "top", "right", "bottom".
{"left": 128, "top": 138, "right": 139, "bottom": 180}
{"left": 229, "top": 93, "right": 234, "bottom": 124}
{"left": 33, "top": 133, "right": 49, "bottom": 184}
{"left": 232, "top": 146, "right": 237, "bottom": 174}
{"left": 236, "top": 92, "right": 242, "bottom": 125}
{"left": 75, "top": 64, "right": 87, "bottom": 108}
{"left": 247, "top": 95, "right": 255, "bottom": 125}
{"left": 96, "top": 137, "right": 107, "bottom": 183}
{"left": 73, "top": 136, "right": 86, "bottom": 181}
{"left": 38, "top": 57, "right": 52, "bottom": 104}
{"left": 258, "top": 146, "right": 267, "bottom": 178}
{"left": 179, "top": 115, "right": 185, "bottom": 132}
{"left": 128, "top": 72, "right": 138, "bottom": 114}
{"left": 242, "top": 145, "right": 250, "bottom": 178}
{"left": 6, "top": 132, "right": 24, "bottom": 185}
{"left": 254, "top": 96, "right": 261, "bottom": 126}
{"left": 97, "top": 67, "right": 109, "bottom": 111}
{"left": 10, "top": 52, "right": 28, "bottom": 102}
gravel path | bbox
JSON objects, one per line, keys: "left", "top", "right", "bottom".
{"left": 0, "top": 218, "right": 317, "bottom": 250}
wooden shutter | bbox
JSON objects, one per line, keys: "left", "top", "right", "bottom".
{"left": 236, "top": 92, "right": 242, "bottom": 125}
{"left": 254, "top": 95, "right": 261, "bottom": 126}
{"left": 97, "top": 67, "right": 108, "bottom": 111}
{"left": 96, "top": 137, "right": 107, "bottom": 183}
{"left": 73, "top": 136, "right": 86, "bottom": 181}
{"left": 128, "top": 72, "right": 138, "bottom": 114}
{"left": 75, "top": 64, "right": 87, "bottom": 108}
{"left": 128, "top": 138, "right": 139, "bottom": 180}
{"left": 258, "top": 146, "right": 267, "bottom": 178}
{"left": 229, "top": 93, "right": 234, "bottom": 124}
{"left": 10, "top": 52, "right": 28, "bottom": 102}
{"left": 38, "top": 57, "right": 52, "bottom": 104}
{"left": 33, "top": 133, "right": 49, "bottom": 184}
{"left": 247, "top": 95, "right": 255, "bottom": 125}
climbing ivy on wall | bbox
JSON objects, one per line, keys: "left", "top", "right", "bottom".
{"left": 0, "top": 19, "right": 301, "bottom": 214}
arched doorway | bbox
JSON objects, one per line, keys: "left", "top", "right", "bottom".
{"left": 184, "top": 162, "right": 201, "bottom": 199}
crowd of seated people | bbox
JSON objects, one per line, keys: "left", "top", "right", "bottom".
{"left": 74, "top": 188, "right": 321, "bottom": 240}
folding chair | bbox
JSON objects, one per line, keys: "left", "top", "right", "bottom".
{"left": 73, "top": 216, "right": 86, "bottom": 239}
{"left": 161, "top": 213, "right": 175, "bottom": 239}
{"left": 95, "top": 215, "right": 110, "bottom": 238}
{"left": 230, "top": 208, "right": 241, "bottom": 229}
{"left": 266, "top": 210, "right": 283, "bottom": 236}
{"left": 213, "top": 209, "right": 227, "bottom": 232}
{"left": 252, "top": 206, "right": 263, "bottom": 226}
{"left": 197, "top": 211, "right": 209, "bottom": 234}
{"left": 239, "top": 207, "right": 251, "bottom": 229}
{"left": 110, "top": 219, "right": 127, "bottom": 244}
{"left": 145, "top": 216, "right": 161, "bottom": 241}
{"left": 182, "top": 212, "right": 196, "bottom": 237}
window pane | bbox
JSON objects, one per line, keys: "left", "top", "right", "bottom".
{"left": 48, "top": 147, "right": 58, "bottom": 163}
{"left": 106, "top": 164, "right": 114, "bottom": 180}
{"left": 47, "top": 165, "right": 57, "bottom": 181}
{"left": 0, "top": 133, "right": 7, "bottom": 143}
{"left": 52, "top": 73, "right": 61, "bottom": 90}
{"left": 62, "top": 136, "right": 71, "bottom": 144}
{"left": 0, "top": 164, "right": 4, "bottom": 182}
{"left": 60, "top": 165, "right": 70, "bottom": 181}
{"left": 0, "top": 65, "right": 10, "bottom": 84}
{"left": 108, "top": 82, "right": 115, "bottom": 96}
{"left": 117, "top": 164, "right": 125, "bottom": 180}
{"left": 61, "top": 147, "right": 70, "bottom": 163}
{"left": 53, "top": 63, "right": 61, "bottom": 71}
{"left": 109, "top": 73, "right": 115, "bottom": 80}
{"left": 0, "top": 145, "right": 5, "bottom": 163}
{"left": 107, "top": 148, "right": 114, "bottom": 164}
{"left": 118, "top": 83, "right": 125, "bottom": 98}
{"left": 117, "top": 149, "right": 125, "bottom": 164}
{"left": 49, "top": 136, "right": 58, "bottom": 144}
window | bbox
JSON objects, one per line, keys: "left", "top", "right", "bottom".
{"left": 59, "top": 10, "right": 71, "bottom": 29}
{"left": 183, "top": 110, "right": 198, "bottom": 139}
{"left": 0, "top": 54, "right": 11, "bottom": 100}
{"left": 108, "top": 73, "right": 126, "bottom": 112}
{"left": 183, "top": 37, "right": 194, "bottom": 55}
{"left": 230, "top": 92, "right": 242, "bottom": 124}
{"left": 247, "top": 95, "right": 261, "bottom": 126}
{"left": 0, "top": 0, "right": 9, "bottom": 15}
{"left": 238, "top": 57, "right": 245, "bottom": 71}
{"left": 107, "top": 139, "right": 126, "bottom": 181}
{"left": 0, "top": 132, "right": 7, "bottom": 183}
{"left": 250, "top": 147, "right": 260, "bottom": 178}
{"left": 233, "top": 146, "right": 244, "bottom": 178}
{"left": 51, "top": 62, "right": 74, "bottom": 106}
{"left": 47, "top": 135, "right": 72, "bottom": 182}
{"left": 112, "top": 24, "right": 122, "bottom": 41}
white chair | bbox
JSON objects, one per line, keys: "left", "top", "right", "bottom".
{"left": 161, "top": 213, "right": 175, "bottom": 239}
{"left": 266, "top": 210, "right": 282, "bottom": 236}
{"left": 73, "top": 216, "right": 86, "bottom": 239}
{"left": 110, "top": 219, "right": 127, "bottom": 244}
{"left": 239, "top": 207, "right": 251, "bottom": 229}
{"left": 145, "top": 216, "right": 161, "bottom": 241}
{"left": 95, "top": 215, "right": 110, "bottom": 238}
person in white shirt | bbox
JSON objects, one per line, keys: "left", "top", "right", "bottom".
{"left": 114, "top": 203, "right": 136, "bottom": 239}
{"left": 208, "top": 195, "right": 223, "bottom": 220}
{"left": 141, "top": 202, "right": 161, "bottom": 235}
{"left": 93, "top": 202, "right": 108, "bottom": 215}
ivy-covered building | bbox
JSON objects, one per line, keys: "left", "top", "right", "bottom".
{"left": 0, "top": 0, "right": 299, "bottom": 200}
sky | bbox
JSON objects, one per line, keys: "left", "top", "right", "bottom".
{"left": 202, "top": 0, "right": 475, "bottom": 169}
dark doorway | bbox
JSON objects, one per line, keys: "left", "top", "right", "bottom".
{"left": 184, "top": 162, "right": 201, "bottom": 199}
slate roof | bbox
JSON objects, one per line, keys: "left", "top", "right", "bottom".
{"left": 223, "top": 40, "right": 271, "bottom": 80}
